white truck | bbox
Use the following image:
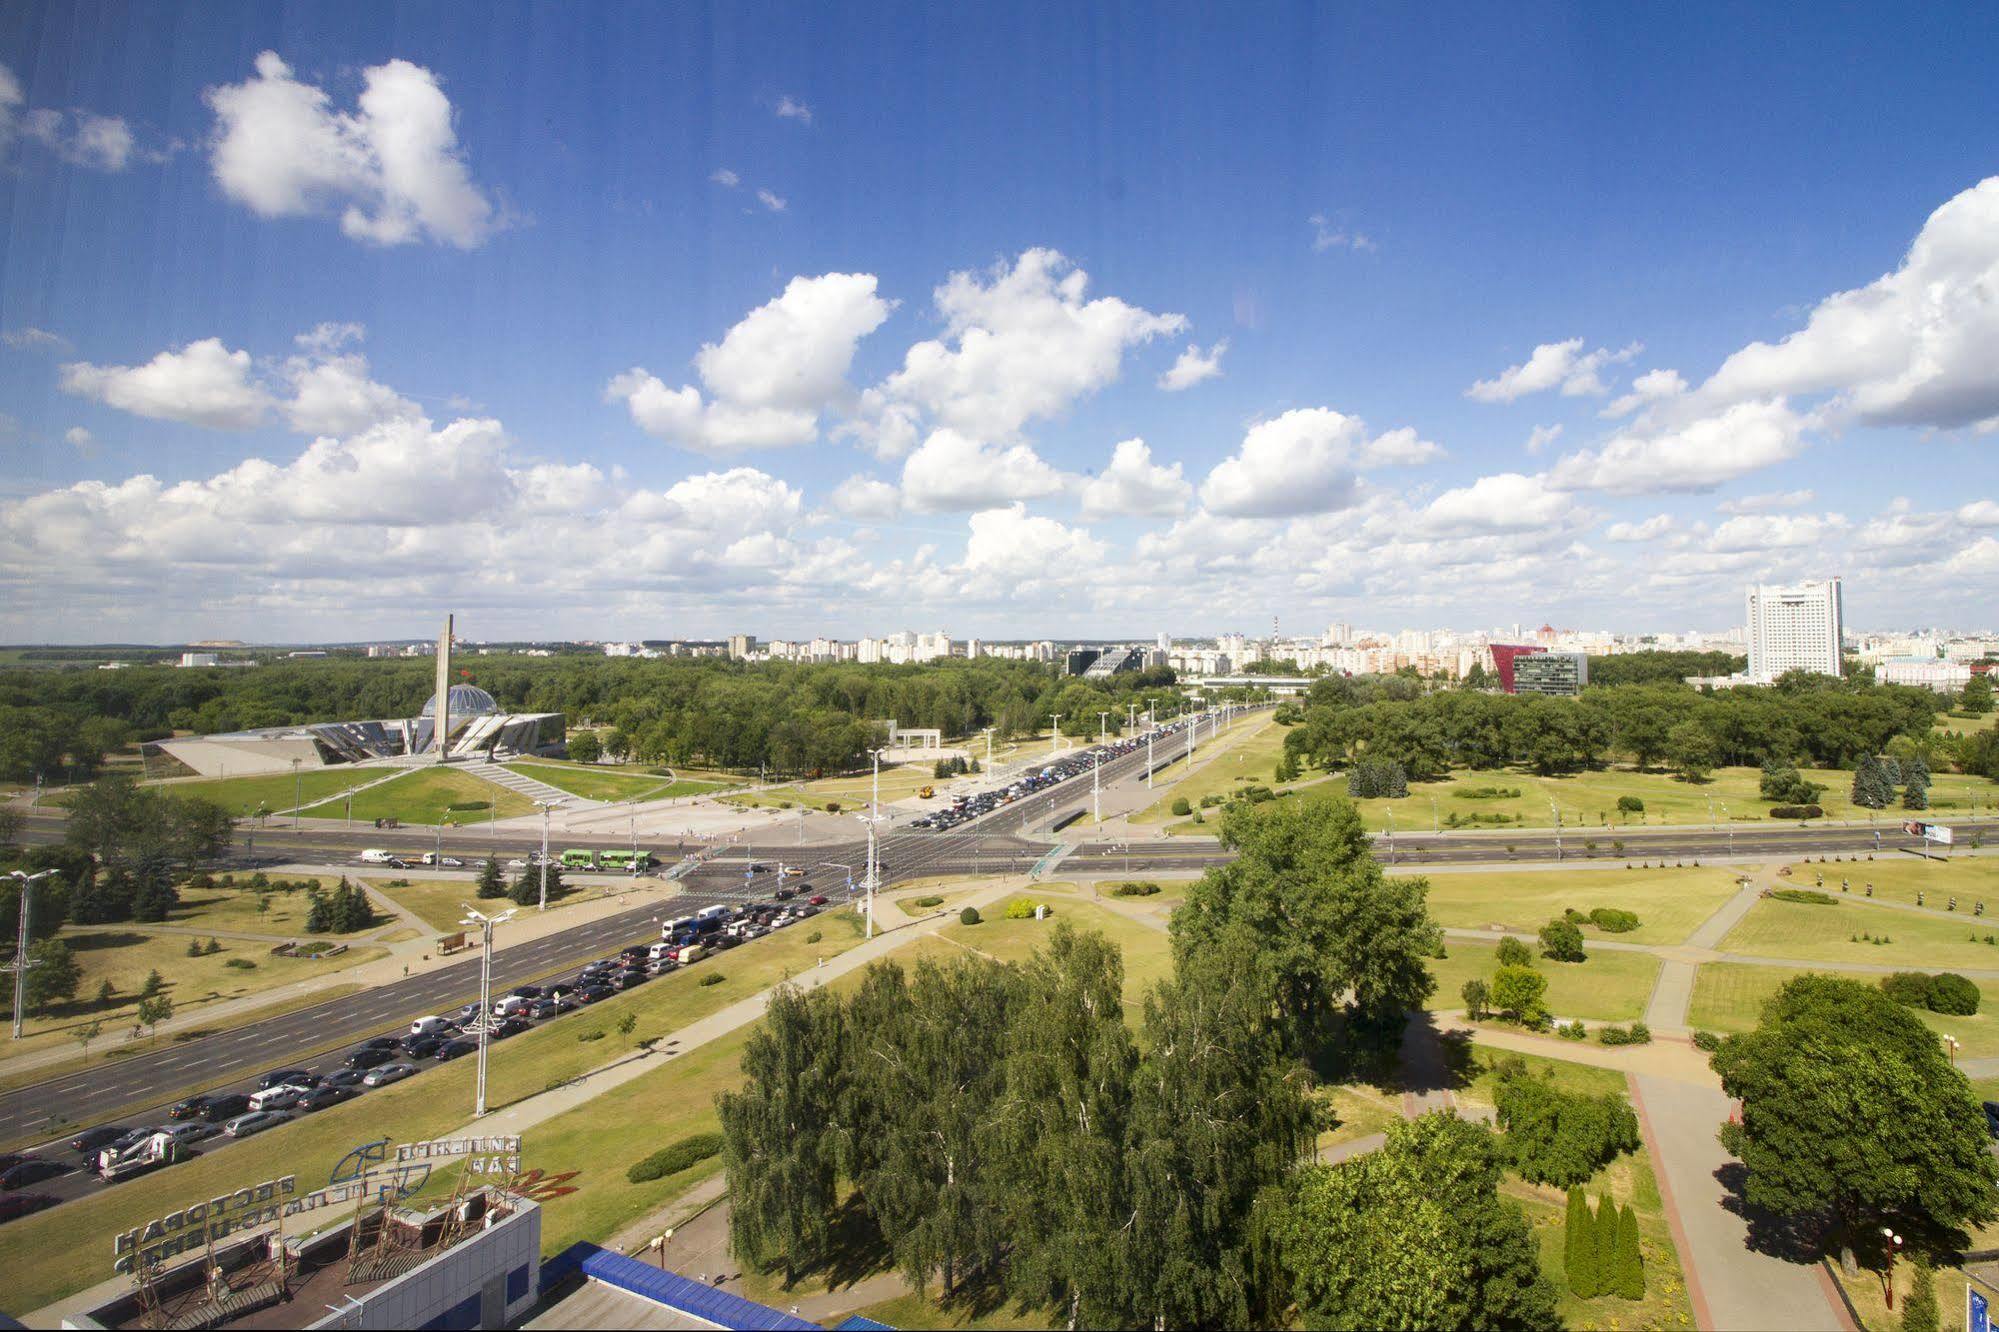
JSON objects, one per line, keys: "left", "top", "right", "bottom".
{"left": 98, "top": 1132, "right": 181, "bottom": 1182}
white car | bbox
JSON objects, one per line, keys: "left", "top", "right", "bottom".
{"left": 223, "top": 1110, "right": 292, "bottom": 1138}
{"left": 248, "top": 1086, "right": 307, "bottom": 1112}
{"left": 505, "top": 858, "right": 530, "bottom": 871}
{"left": 160, "top": 1121, "right": 215, "bottom": 1146}
{"left": 362, "top": 1062, "right": 418, "bottom": 1087}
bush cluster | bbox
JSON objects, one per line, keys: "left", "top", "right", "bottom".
{"left": 1880, "top": 971, "right": 1981, "bottom": 1015}
{"left": 1596, "top": 1022, "right": 1652, "bottom": 1046}
{"left": 1769, "top": 888, "right": 1836, "bottom": 905}
{"left": 1566, "top": 1188, "right": 1645, "bottom": 1300}
{"left": 1493, "top": 1061, "right": 1639, "bottom": 1187}
{"left": 958, "top": 906, "right": 982, "bottom": 925}
{"left": 1539, "top": 918, "right": 1587, "bottom": 962}
{"left": 1768, "top": 804, "right": 1825, "bottom": 820}
{"left": 1454, "top": 786, "right": 1522, "bottom": 800}
{"left": 1616, "top": 796, "right": 1644, "bottom": 814}
{"left": 1587, "top": 907, "right": 1639, "bottom": 933}
{"left": 626, "top": 1132, "right": 724, "bottom": 1184}
{"left": 1004, "top": 899, "right": 1051, "bottom": 920}
{"left": 1109, "top": 882, "right": 1162, "bottom": 897}
{"left": 1169, "top": 797, "right": 1192, "bottom": 816}
{"left": 1346, "top": 757, "right": 1409, "bottom": 799}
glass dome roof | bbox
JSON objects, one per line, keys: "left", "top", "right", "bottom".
{"left": 421, "top": 683, "right": 500, "bottom": 718}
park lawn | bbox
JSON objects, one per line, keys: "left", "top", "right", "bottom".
{"left": 1128, "top": 715, "right": 1287, "bottom": 824}
{"left": 503, "top": 760, "right": 731, "bottom": 804}
{"left": 152, "top": 766, "right": 386, "bottom": 816}
{"left": 1412, "top": 866, "right": 1741, "bottom": 946}
{"left": 1720, "top": 895, "right": 1999, "bottom": 971}
{"left": 361, "top": 874, "right": 663, "bottom": 935}
{"left": 1938, "top": 709, "right": 1998, "bottom": 736}
{"left": 1318, "top": 1082, "right": 1405, "bottom": 1150}
{"left": 301, "top": 765, "right": 535, "bottom": 824}
{"left": 1686, "top": 961, "right": 1999, "bottom": 1057}
{"left": 895, "top": 890, "right": 969, "bottom": 918}
{"left": 14, "top": 927, "right": 385, "bottom": 1056}
{"left": 0, "top": 910, "right": 879, "bottom": 1312}
{"left": 1778, "top": 856, "right": 1999, "bottom": 912}
{"left": 1511, "top": 1133, "right": 1697, "bottom": 1330}
{"left": 167, "top": 877, "right": 377, "bottom": 936}
{"left": 932, "top": 894, "right": 1174, "bottom": 1011}
{"left": 1429, "top": 943, "right": 1662, "bottom": 1023}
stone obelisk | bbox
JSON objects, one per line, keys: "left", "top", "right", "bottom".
{"left": 435, "top": 613, "right": 453, "bottom": 763}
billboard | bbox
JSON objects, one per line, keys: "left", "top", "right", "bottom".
{"left": 1904, "top": 820, "right": 1955, "bottom": 845}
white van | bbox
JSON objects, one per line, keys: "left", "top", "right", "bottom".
{"left": 677, "top": 944, "right": 706, "bottom": 965}
{"left": 360, "top": 849, "right": 399, "bottom": 866}
{"left": 249, "top": 1085, "right": 305, "bottom": 1112}
{"left": 409, "top": 1015, "right": 453, "bottom": 1038}
{"left": 491, "top": 995, "right": 534, "bottom": 1019}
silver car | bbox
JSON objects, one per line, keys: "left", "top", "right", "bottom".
{"left": 223, "top": 1110, "right": 292, "bottom": 1138}
{"left": 160, "top": 1121, "right": 216, "bottom": 1146}
{"left": 362, "top": 1062, "right": 418, "bottom": 1087}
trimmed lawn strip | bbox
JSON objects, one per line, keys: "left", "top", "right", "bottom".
{"left": 1317, "top": 1084, "right": 1403, "bottom": 1149}
{"left": 1414, "top": 866, "right": 1741, "bottom": 946}
{"left": 301, "top": 766, "right": 535, "bottom": 825}
{"left": 165, "top": 878, "right": 376, "bottom": 936}
{"left": 148, "top": 768, "right": 385, "bottom": 816}
{"left": 1720, "top": 895, "right": 1999, "bottom": 971}
{"left": 502, "top": 761, "right": 727, "bottom": 804}
{"left": 1775, "top": 856, "right": 1999, "bottom": 912}
{"left": 1687, "top": 961, "right": 1999, "bottom": 1057}
{"left": 365, "top": 874, "right": 662, "bottom": 936}
{"left": 1429, "top": 944, "right": 1662, "bottom": 1023}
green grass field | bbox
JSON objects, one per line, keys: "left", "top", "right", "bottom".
{"left": 1128, "top": 715, "right": 1288, "bottom": 824}
{"left": 502, "top": 760, "right": 730, "bottom": 803}
{"left": 1428, "top": 942, "right": 1662, "bottom": 1022}
{"left": 169, "top": 876, "right": 379, "bottom": 936}
{"left": 1939, "top": 710, "right": 1997, "bottom": 736}
{"left": 1720, "top": 895, "right": 1999, "bottom": 971}
{"left": 924, "top": 891, "right": 1176, "bottom": 1012}
{"left": 149, "top": 767, "right": 386, "bottom": 816}
{"left": 366, "top": 873, "right": 664, "bottom": 935}
{"left": 1777, "top": 856, "right": 1999, "bottom": 911}
{"left": 1413, "top": 866, "right": 1741, "bottom": 946}
{"left": 1687, "top": 961, "right": 1999, "bottom": 1056}
{"left": 300, "top": 766, "right": 535, "bottom": 824}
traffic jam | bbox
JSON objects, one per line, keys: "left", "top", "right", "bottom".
{"left": 0, "top": 867, "right": 833, "bottom": 1222}
{"left": 910, "top": 718, "right": 1196, "bottom": 832}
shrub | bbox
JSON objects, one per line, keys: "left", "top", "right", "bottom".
{"left": 805, "top": 930, "right": 822, "bottom": 944}
{"left": 1347, "top": 757, "right": 1409, "bottom": 799}
{"left": 1110, "top": 881, "right": 1162, "bottom": 897}
{"left": 1691, "top": 1029, "right": 1722, "bottom": 1052}
{"left": 1588, "top": 907, "right": 1640, "bottom": 934}
{"left": 1004, "top": 899, "right": 1049, "bottom": 920}
{"left": 1539, "top": 919, "right": 1587, "bottom": 962}
{"left": 1558, "top": 1020, "right": 1587, "bottom": 1041}
{"left": 958, "top": 906, "right": 981, "bottom": 925}
{"left": 1198, "top": 793, "right": 1224, "bottom": 808}
{"left": 911, "top": 895, "right": 945, "bottom": 908}
{"left": 1491, "top": 965, "right": 1549, "bottom": 1027}
{"left": 1881, "top": 972, "right": 1935, "bottom": 1007}
{"left": 1596, "top": 1022, "right": 1652, "bottom": 1046}
{"left": 1454, "top": 786, "right": 1523, "bottom": 800}
{"left": 1769, "top": 888, "right": 1836, "bottom": 905}
{"left": 1170, "top": 797, "right": 1192, "bottom": 816}
{"left": 1769, "top": 804, "right": 1825, "bottom": 820}
{"left": 699, "top": 972, "right": 724, "bottom": 987}
{"left": 626, "top": 1132, "right": 724, "bottom": 1184}
{"left": 1613, "top": 1203, "right": 1645, "bottom": 1299}
{"left": 825, "top": 802, "right": 841, "bottom": 813}
{"left": 224, "top": 958, "right": 256, "bottom": 970}
{"left": 1927, "top": 972, "right": 1981, "bottom": 1015}
{"left": 1493, "top": 1065, "right": 1640, "bottom": 1187}
{"left": 1565, "top": 1188, "right": 1598, "bottom": 1298}
{"left": 578, "top": 1029, "right": 606, "bottom": 1042}
{"left": 1461, "top": 978, "right": 1490, "bottom": 1020}
{"left": 1616, "top": 796, "right": 1644, "bottom": 814}
{"left": 1904, "top": 1256, "right": 1938, "bottom": 1332}
{"left": 1496, "top": 936, "right": 1534, "bottom": 968}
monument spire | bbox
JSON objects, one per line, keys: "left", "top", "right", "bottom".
{"left": 435, "top": 613, "right": 453, "bottom": 763}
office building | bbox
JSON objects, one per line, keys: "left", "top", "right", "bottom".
{"left": 1511, "top": 650, "right": 1589, "bottom": 696}
{"left": 1746, "top": 578, "right": 1844, "bottom": 682}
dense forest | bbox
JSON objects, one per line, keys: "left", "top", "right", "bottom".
{"left": 0, "top": 655, "right": 1228, "bottom": 781}
{"left": 1283, "top": 670, "right": 1980, "bottom": 778}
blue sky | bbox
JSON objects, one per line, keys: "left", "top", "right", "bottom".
{"left": 1, "top": 1, "right": 1994, "bottom": 643}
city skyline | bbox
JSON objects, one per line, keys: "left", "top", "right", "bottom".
{"left": 2, "top": 4, "right": 1996, "bottom": 642}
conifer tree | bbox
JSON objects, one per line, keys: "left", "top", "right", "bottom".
{"left": 1902, "top": 758, "right": 1931, "bottom": 811}
{"left": 476, "top": 855, "right": 506, "bottom": 898}
{"left": 1614, "top": 1202, "right": 1645, "bottom": 1299}
{"left": 1564, "top": 1187, "right": 1597, "bottom": 1297}
{"left": 1594, "top": 1194, "right": 1619, "bottom": 1290}
{"left": 1902, "top": 1255, "right": 1938, "bottom": 1332}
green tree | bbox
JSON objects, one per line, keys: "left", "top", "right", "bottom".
{"left": 1493, "top": 1067, "right": 1639, "bottom": 1186}
{"left": 1902, "top": 1255, "right": 1939, "bottom": 1332}
{"left": 511, "top": 861, "right": 566, "bottom": 906}
{"left": 1850, "top": 754, "right": 1894, "bottom": 810}
{"left": 476, "top": 855, "right": 506, "bottom": 899}
{"left": 566, "top": 730, "right": 602, "bottom": 764}
{"left": 1274, "top": 1113, "right": 1561, "bottom": 1331}
{"left": 1614, "top": 1202, "right": 1645, "bottom": 1300}
{"left": 1461, "top": 978, "right": 1490, "bottom": 1020}
{"left": 139, "top": 967, "right": 164, "bottom": 999}
{"left": 1171, "top": 798, "right": 1439, "bottom": 1057}
{"left": 717, "top": 983, "right": 845, "bottom": 1287}
{"left": 997, "top": 926, "right": 1138, "bottom": 1328}
{"left": 1901, "top": 757, "right": 1930, "bottom": 811}
{"left": 1490, "top": 966, "right": 1549, "bottom": 1027}
{"left": 24, "top": 937, "right": 80, "bottom": 1012}
{"left": 1565, "top": 1187, "right": 1598, "bottom": 1298}
{"left": 136, "top": 991, "right": 172, "bottom": 1041}
{"left": 1538, "top": 918, "right": 1587, "bottom": 962}
{"left": 1960, "top": 675, "right": 1994, "bottom": 716}
{"left": 1496, "top": 935, "right": 1534, "bottom": 968}
{"left": 73, "top": 1017, "right": 103, "bottom": 1063}
{"left": 1711, "top": 975, "right": 1998, "bottom": 1252}
{"left": 304, "top": 887, "right": 334, "bottom": 934}
{"left": 1666, "top": 719, "right": 1718, "bottom": 782}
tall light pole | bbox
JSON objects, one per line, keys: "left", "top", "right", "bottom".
{"left": 1098, "top": 711, "right": 1109, "bottom": 746}
{"left": 1049, "top": 715, "right": 1062, "bottom": 754}
{"left": 1126, "top": 701, "right": 1137, "bottom": 730}
{"left": 536, "top": 800, "right": 562, "bottom": 909}
{"left": 1092, "top": 749, "right": 1102, "bottom": 823}
{"left": 1551, "top": 800, "right": 1563, "bottom": 862}
{"left": 291, "top": 758, "right": 302, "bottom": 831}
{"left": 459, "top": 905, "right": 514, "bottom": 1116}
{"left": 8, "top": 869, "right": 58, "bottom": 1040}
{"left": 1147, "top": 727, "right": 1155, "bottom": 789}
{"left": 1721, "top": 803, "right": 1732, "bottom": 857}
{"left": 982, "top": 727, "right": 994, "bottom": 770}
{"left": 1385, "top": 806, "right": 1395, "bottom": 866}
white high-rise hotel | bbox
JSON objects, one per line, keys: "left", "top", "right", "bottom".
{"left": 1745, "top": 578, "right": 1844, "bottom": 683}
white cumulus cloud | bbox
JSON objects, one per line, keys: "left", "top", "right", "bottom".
{"left": 1158, "top": 340, "right": 1226, "bottom": 391}
{"left": 1420, "top": 472, "right": 1587, "bottom": 534}
{"left": 60, "top": 338, "right": 273, "bottom": 429}
{"left": 1604, "top": 514, "right": 1675, "bottom": 542}
{"left": 1080, "top": 439, "right": 1192, "bottom": 519}
{"left": 901, "top": 429, "right": 1065, "bottom": 512}
{"left": 1467, "top": 338, "right": 1640, "bottom": 403}
{"left": 827, "top": 475, "right": 902, "bottom": 522}
{"left": 1548, "top": 398, "right": 1809, "bottom": 495}
{"left": 1199, "top": 408, "right": 1437, "bottom": 518}
{"left": 775, "top": 95, "right": 813, "bottom": 125}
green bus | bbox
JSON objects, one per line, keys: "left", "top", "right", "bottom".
{"left": 599, "top": 850, "right": 656, "bottom": 872}
{"left": 561, "top": 849, "right": 599, "bottom": 869}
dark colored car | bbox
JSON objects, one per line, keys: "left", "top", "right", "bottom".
{"left": 609, "top": 971, "right": 644, "bottom": 991}
{"left": 69, "top": 1127, "right": 123, "bottom": 1156}
{"left": 201, "top": 1094, "right": 251, "bottom": 1122}
{"left": 509, "top": 985, "right": 544, "bottom": 1000}
{"left": 345, "top": 1047, "right": 394, "bottom": 1071}
{"left": 489, "top": 1018, "right": 531, "bottom": 1039}
{"left": 110, "top": 1125, "right": 164, "bottom": 1153}
{"left": 525, "top": 999, "right": 558, "bottom": 1021}
{"left": 258, "top": 1068, "right": 313, "bottom": 1091}
{"left": 403, "top": 1036, "right": 445, "bottom": 1059}
{"left": 1983, "top": 1101, "right": 1999, "bottom": 1139}
{"left": 1, "top": 1158, "right": 71, "bottom": 1190}
{"left": 796, "top": 905, "right": 819, "bottom": 918}
{"left": 434, "top": 1039, "right": 477, "bottom": 1061}
{"left": 320, "top": 1070, "right": 365, "bottom": 1090}
{"left": 298, "top": 1085, "right": 354, "bottom": 1113}
{"left": 0, "top": 1192, "right": 57, "bottom": 1224}
{"left": 360, "top": 1036, "right": 402, "bottom": 1053}
{"left": 169, "top": 1096, "right": 215, "bottom": 1121}
{"left": 576, "top": 984, "right": 614, "bottom": 1005}
{"left": 619, "top": 945, "right": 651, "bottom": 962}
{"left": 772, "top": 886, "right": 797, "bottom": 900}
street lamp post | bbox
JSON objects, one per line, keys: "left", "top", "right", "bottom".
{"left": 1049, "top": 715, "right": 1062, "bottom": 754}
{"left": 1092, "top": 749, "right": 1102, "bottom": 824}
{"left": 536, "top": 800, "right": 562, "bottom": 909}
{"left": 1551, "top": 800, "right": 1562, "bottom": 862}
{"left": 7, "top": 869, "right": 58, "bottom": 1039}
{"left": 291, "top": 758, "right": 302, "bottom": 831}
{"left": 1722, "top": 803, "right": 1732, "bottom": 857}
{"left": 982, "top": 728, "right": 994, "bottom": 769}
{"left": 459, "top": 905, "right": 514, "bottom": 1116}
{"left": 1385, "top": 806, "right": 1395, "bottom": 866}
{"left": 1147, "top": 727, "right": 1155, "bottom": 789}
{"left": 1098, "top": 711, "right": 1109, "bottom": 745}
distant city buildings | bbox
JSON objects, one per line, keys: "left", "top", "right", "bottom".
{"left": 1511, "top": 650, "right": 1590, "bottom": 696}
{"left": 1745, "top": 578, "right": 1844, "bottom": 683}
{"left": 1874, "top": 658, "right": 1973, "bottom": 692}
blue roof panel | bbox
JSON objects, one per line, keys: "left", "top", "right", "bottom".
{"left": 577, "top": 1247, "right": 820, "bottom": 1331}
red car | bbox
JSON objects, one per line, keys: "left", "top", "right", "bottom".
{"left": 808, "top": 894, "right": 829, "bottom": 906}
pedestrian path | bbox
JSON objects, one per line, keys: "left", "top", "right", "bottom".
{"left": 461, "top": 759, "right": 600, "bottom": 809}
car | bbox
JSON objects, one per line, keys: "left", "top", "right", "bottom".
{"left": 808, "top": 894, "right": 829, "bottom": 906}
{"left": 451, "top": 1003, "right": 485, "bottom": 1025}
{"left": 575, "top": 984, "right": 614, "bottom": 1005}
{"left": 297, "top": 1085, "right": 355, "bottom": 1113}
{"left": 168, "top": 1096, "right": 216, "bottom": 1121}
{"left": 159, "top": 1122, "right": 215, "bottom": 1146}
{"left": 509, "top": 985, "right": 544, "bottom": 1000}
{"left": 345, "top": 1047, "right": 394, "bottom": 1071}
{"left": 249, "top": 1086, "right": 305, "bottom": 1113}
{"left": 436, "top": 856, "right": 464, "bottom": 868}
{"left": 412, "top": 1015, "right": 457, "bottom": 1038}
{"left": 257, "top": 1068, "right": 313, "bottom": 1091}
{"left": 0, "top": 1192, "right": 57, "bottom": 1224}
{"left": 360, "top": 1036, "right": 402, "bottom": 1053}
{"left": 434, "top": 1038, "right": 477, "bottom": 1061}
{"left": 619, "top": 946, "right": 651, "bottom": 962}
{"left": 361, "top": 1062, "right": 418, "bottom": 1087}
{"left": 110, "top": 1125, "right": 165, "bottom": 1152}
{"left": 488, "top": 1018, "right": 530, "bottom": 1040}
{"left": 796, "top": 905, "right": 819, "bottom": 918}
{"left": 201, "top": 1094, "right": 251, "bottom": 1122}
{"left": 403, "top": 1035, "right": 445, "bottom": 1059}
{"left": 0, "top": 1153, "right": 29, "bottom": 1175}
{"left": 772, "top": 886, "right": 796, "bottom": 901}
{"left": 525, "top": 999, "right": 558, "bottom": 1021}
{"left": 609, "top": 971, "right": 644, "bottom": 991}
{"left": 223, "top": 1110, "right": 292, "bottom": 1138}
{"left": 0, "top": 1158, "right": 69, "bottom": 1190}
{"left": 319, "top": 1070, "right": 365, "bottom": 1090}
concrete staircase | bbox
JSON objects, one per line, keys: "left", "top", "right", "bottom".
{"left": 459, "top": 760, "right": 602, "bottom": 809}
